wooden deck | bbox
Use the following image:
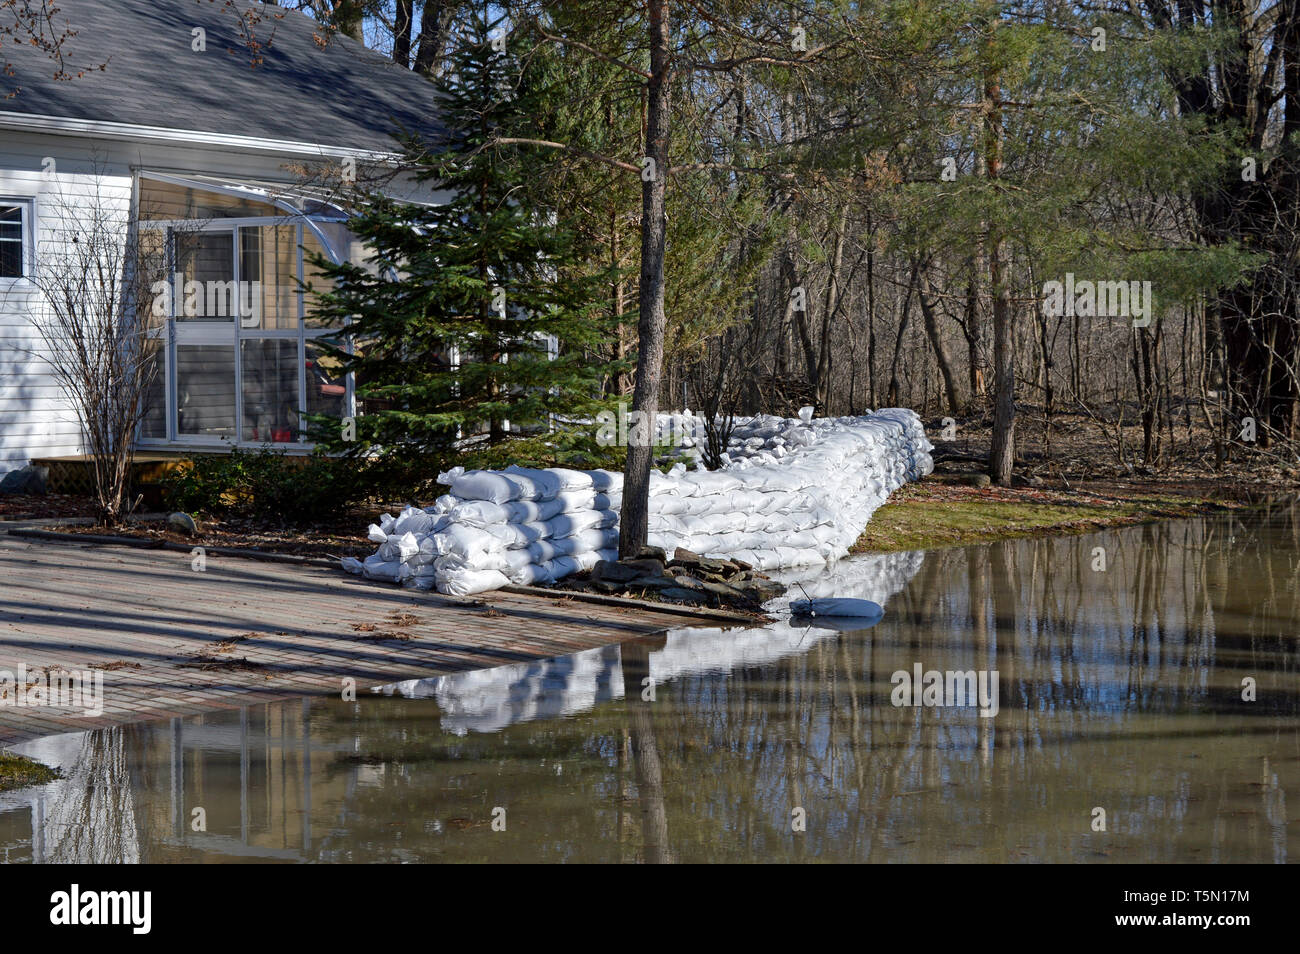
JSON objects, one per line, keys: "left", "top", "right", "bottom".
{"left": 0, "top": 533, "right": 712, "bottom": 747}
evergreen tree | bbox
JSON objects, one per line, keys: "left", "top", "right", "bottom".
{"left": 307, "top": 12, "right": 620, "bottom": 471}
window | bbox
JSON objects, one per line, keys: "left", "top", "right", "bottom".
{"left": 0, "top": 200, "right": 31, "bottom": 279}
{"left": 135, "top": 173, "right": 357, "bottom": 449}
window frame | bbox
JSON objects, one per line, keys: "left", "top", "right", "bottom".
{"left": 0, "top": 196, "right": 35, "bottom": 283}
{"left": 135, "top": 214, "right": 353, "bottom": 451}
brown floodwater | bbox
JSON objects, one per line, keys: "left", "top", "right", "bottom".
{"left": 2, "top": 503, "right": 1299, "bottom": 863}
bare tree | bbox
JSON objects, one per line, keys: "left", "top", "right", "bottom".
{"left": 18, "top": 167, "right": 167, "bottom": 525}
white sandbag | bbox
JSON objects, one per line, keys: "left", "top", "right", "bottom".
{"left": 509, "top": 562, "right": 556, "bottom": 586}
{"left": 437, "top": 568, "right": 511, "bottom": 596}
{"left": 589, "top": 470, "right": 623, "bottom": 493}
{"left": 501, "top": 466, "right": 565, "bottom": 500}
{"left": 394, "top": 506, "right": 436, "bottom": 535}
{"left": 349, "top": 408, "right": 933, "bottom": 597}
{"left": 555, "top": 488, "right": 597, "bottom": 511}
{"left": 362, "top": 555, "right": 402, "bottom": 582}
{"left": 433, "top": 524, "right": 506, "bottom": 560}
{"left": 502, "top": 496, "right": 569, "bottom": 523}
{"left": 545, "top": 467, "right": 596, "bottom": 492}
{"left": 450, "top": 499, "right": 512, "bottom": 527}
{"left": 450, "top": 470, "right": 527, "bottom": 504}
{"left": 396, "top": 532, "right": 420, "bottom": 562}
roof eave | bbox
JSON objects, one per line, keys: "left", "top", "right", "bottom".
{"left": 0, "top": 110, "right": 401, "bottom": 162}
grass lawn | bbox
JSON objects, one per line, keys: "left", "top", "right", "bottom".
{"left": 853, "top": 478, "right": 1241, "bottom": 553}
{"left": 0, "top": 751, "right": 60, "bottom": 792}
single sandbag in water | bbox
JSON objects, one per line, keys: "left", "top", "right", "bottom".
{"left": 790, "top": 597, "right": 884, "bottom": 622}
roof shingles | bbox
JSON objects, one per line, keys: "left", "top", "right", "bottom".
{"left": 0, "top": 0, "right": 440, "bottom": 151}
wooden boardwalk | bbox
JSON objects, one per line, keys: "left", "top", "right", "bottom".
{"left": 0, "top": 534, "right": 711, "bottom": 747}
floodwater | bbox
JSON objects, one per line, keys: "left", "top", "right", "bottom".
{"left": 3, "top": 503, "right": 1299, "bottom": 863}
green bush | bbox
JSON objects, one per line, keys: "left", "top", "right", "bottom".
{"left": 162, "top": 447, "right": 365, "bottom": 525}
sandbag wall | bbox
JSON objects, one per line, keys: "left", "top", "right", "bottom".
{"left": 341, "top": 408, "right": 933, "bottom": 596}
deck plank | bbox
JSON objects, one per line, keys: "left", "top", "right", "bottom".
{"left": 0, "top": 535, "right": 707, "bottom": 746}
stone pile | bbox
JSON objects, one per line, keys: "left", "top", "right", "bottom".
{"left": 562, "top": 546, "right": 786, "bottom": 611}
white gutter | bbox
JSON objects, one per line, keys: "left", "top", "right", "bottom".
{"left": 0, "top": 110, "right": 400, "bottom": 163}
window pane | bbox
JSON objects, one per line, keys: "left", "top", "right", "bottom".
{"left": 139, "top": 340, "right": 167, "bottom": 439}
{"left": 0, "top": 239, "right": 19, "bottom": 278}
{"left": 302, "top": 228, "right": 341, "bottom": 329}
{"left": 176, "top": 345, "right": 235, "bottom": 438}
{"left": 138, "top": 178, "right": 279, "bottom": 220}
{"left": 137, "top": 229, "right": 168, "bottom": 330}
{"left": 239, "top": 225, "right": 297, "bottom": 330}
{"left": 304, "top": 339, "right": 346, "bottom": 423}
{"left": 174, "top": 231, "right": 235, "bottom": 321}
{"left": 1, "top": 204, "right": 22, "bottom": 278}
{"left": 241, "top": 338, "right": 300, "bottom": 443}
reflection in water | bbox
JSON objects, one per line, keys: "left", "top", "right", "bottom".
{"left": 2, "top": 504, "right": 1299, "bottom": 863}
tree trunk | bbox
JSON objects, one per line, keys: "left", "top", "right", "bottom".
{"left": 619, "top": 0, "right": 671, "bottom": 559}
{"left": 887, "top": 263, "right": 918, "bottom": 407}
{"left": 813, "top": 208, "right": 848, "bottom": 410}
{"left": 984, "top": 48, "right": 1016, "bottom": 485}
{"left": 393, "top": 0, "right": 414, "bottom": 67}
{"left": 413, "top": 1, "right": 455, "bottom": 76}
{"left": 918, "top": 265, "right": 968, "bottom": 414}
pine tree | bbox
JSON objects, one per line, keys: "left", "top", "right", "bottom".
{"left": 307, "top": 12, "right": 620, "bottom": 471}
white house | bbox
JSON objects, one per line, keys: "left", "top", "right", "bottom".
{"left": 0, "top": 0, "right": 441, "bottom": 476}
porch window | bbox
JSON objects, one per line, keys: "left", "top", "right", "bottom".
{"left": 136, "top": 173, "right": 355, "bottom": 449}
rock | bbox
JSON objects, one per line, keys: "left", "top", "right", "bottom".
{"left": 0, "top": 464, "right": 48, "bottom": 495}
{"left": 626, "top": 575, "right": 678, "bottom": 590}
{"left": 671, "top": 552, "right": 733, "bottom": 576}
{"left": 167, "top": 511, "right": 199, "bottom": 536}
{"left": 698, "top": 579, "right": 746, "bottom": 598}
{"left": 622, "top": 557, "right": 667, "bottom": 576}
{"left": 965, "top": 473, "right": 992, "bottom": 489}
{"left": 668, "top": 574, "right": 704, "bottom": 590}
{"left": 592, "top": 560, "right": 640, "bottom": 584}
{"left": 746, "top": 580, "right": 787, "bottom": 602}
{"left": 659, "top": 586, "right": 711, "bottom": 605}
{"left": 591, "top": 580, "right": 626, "bottom": 594}
{"left": 636, "top": 545, "right": 667, "bottom": 563}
